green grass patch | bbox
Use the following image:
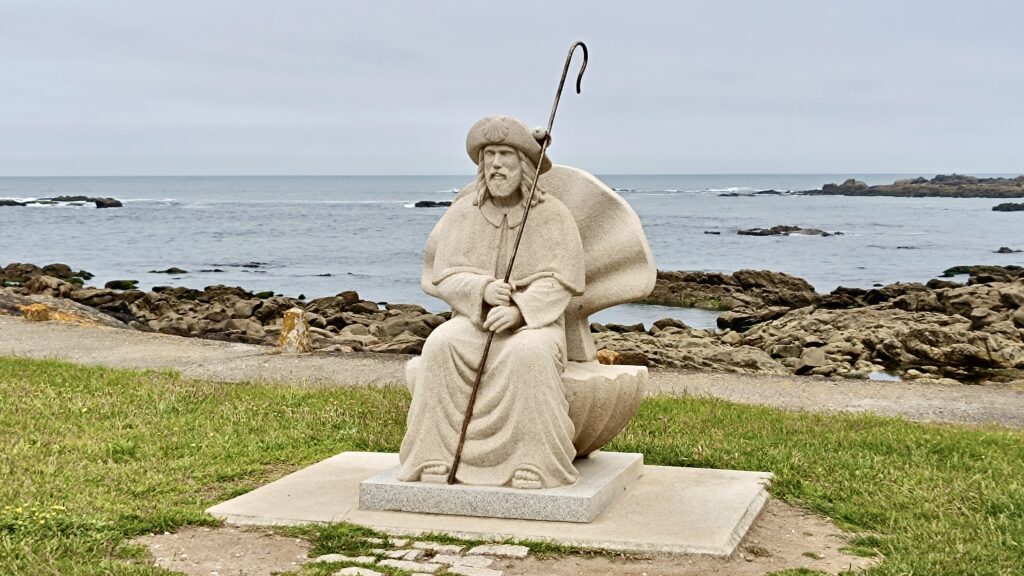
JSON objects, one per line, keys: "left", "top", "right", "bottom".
{"left": 0, "top": 356, "right": 408, "bottom": 575}
{"left": 1, "top": 355, "right": 1023, "bottom": 574}
{"left": 608, "top": 396, "right": 1024, "bottom": 575}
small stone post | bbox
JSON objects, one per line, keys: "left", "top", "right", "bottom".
{"left": 279, "top": 307, "right": 313, "bottom": 353}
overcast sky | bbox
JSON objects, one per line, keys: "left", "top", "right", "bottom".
{"left": 2, "top": 1, "right": 1022, "bottom": 176}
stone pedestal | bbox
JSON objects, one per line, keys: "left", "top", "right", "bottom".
{"left": 206, "top": 451, "right": 773, "bottom": 556}
{"left": 359, "top": 452, "right": 642, "bottom": 523}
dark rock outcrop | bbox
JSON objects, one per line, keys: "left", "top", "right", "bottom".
{"left": 1, "top": 262, "right": 93, "bottom": 286}
{"left": 641, "top": 269, "right": 819, "bottom": 312}
{"left": 737, "top": 225, "right": 841, "bottom": 237}
{"left": 0, "top": 196, "right": 124, "bottom": 208}
{"left": 803, "top": 174, "right": 1024, "bottom": 198}
{"left": 93, "top": 197, "right": 123, "bottom": 208}
{"left": 104, "top": 280, "right": 139, "bottom": 290}
{"left": 413, "top": 201, "right": 452, "bottom": 208}
{"left": 993, "top": 202, "right": 1024, "bottom": 212}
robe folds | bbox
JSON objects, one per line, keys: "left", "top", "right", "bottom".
{"left": 397, "top": 193, "right": 586, "bottom": 488}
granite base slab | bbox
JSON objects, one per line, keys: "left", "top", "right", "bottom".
{"left": 206, "top": 451, "right": 773, "bottom": 556}
{"left": 359, "top": 451, "right": 642, "bottom": 523}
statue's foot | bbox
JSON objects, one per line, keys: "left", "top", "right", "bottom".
{"left": 420, "top": 464, "right": 449, "bottom": 484}
{"left": 511, "top": 469, "right": 543, "bottom": 490}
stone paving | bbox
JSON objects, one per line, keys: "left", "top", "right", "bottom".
{"left": 310, "top": 538, "right": 530, "bottom": 576}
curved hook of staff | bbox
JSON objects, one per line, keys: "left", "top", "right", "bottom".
{"left": 545, "top": 41, "right": 589, "bottom": 136}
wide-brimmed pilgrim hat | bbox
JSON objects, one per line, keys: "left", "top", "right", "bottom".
{"left": 465, "top": 115, "right": 552, "bottom": 174}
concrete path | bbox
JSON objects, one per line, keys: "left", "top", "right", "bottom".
{"left": 3, "top": 316, "right": 1022, "bottom": 428}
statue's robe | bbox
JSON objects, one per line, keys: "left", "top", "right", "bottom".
{"left": 398, "top": 190, "right": 586, "bottom": 488}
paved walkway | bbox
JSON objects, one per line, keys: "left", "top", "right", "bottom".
{"left": 3, "top": 316, "right": 1022, "bottom": 428}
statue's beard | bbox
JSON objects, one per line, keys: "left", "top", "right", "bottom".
{"left": 487, "top": 174, "right": 520, "bottom": 200}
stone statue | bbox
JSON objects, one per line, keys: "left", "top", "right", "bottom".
{"left": 399, "top": 115, "right": 656, "bottom": 490}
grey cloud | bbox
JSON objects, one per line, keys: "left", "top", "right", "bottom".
{"left": 1, "top": 0, "right": 1022, "bottom": 175}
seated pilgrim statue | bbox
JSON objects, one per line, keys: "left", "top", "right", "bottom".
{"left": 398, "top": 115, "right": 656, "bottom": 490}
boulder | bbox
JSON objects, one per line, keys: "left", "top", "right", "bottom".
{"left": 385, "top": 303, "right": 428, "bottom": 314}
{"left": 737, "top": 225, "right": 840, "bottom": 237}
{"left": 104, "top": 280, "right": 139, "bottom": 290}
{"left": 652, "top": 317, "right": 690, "bottom": 330}
{"left": 25, "top": 275, "right": 75, "bottom": 298}
{"left": 596, "top": 349, "right": 621, "bottom": 365}
{"left": 348, "top": 300, "right": 380, "bottom": 314}
{"left": 367, "top": 330, "right": 425, "bottom": 354}
{"left": 641, "top": 269, "right": 819, "bottom": 313}
{"left": 593, "top": 326, "right": 786, "bottom": 374}
{"left": 93, "top": 197, "right": 123, "bottom": 208}
{"left": 1, "top": 262, "right": 92, "bottom": 285}
{"left": 605, "top": 322, "right": 646, "bottom": 333}
{"left": 993, "top": 202, "right": 1024, "bottom": 212}
{"left": 717, "top": 305, "right": 791, "bottom": 331}
{"left": 279, "top": 308, "right": 313, "bottom": 353}
{"left": 1, "top": 289, "right": 127, "bottom": 328}
{"left": 378, "top": 313, "right": 436, "bottom": 339}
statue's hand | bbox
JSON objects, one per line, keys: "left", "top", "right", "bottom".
{"left": 483, "top": 304, "right": 523, "bottom": 333}
{"left": 483, "top": 280, "right": 513, "bottom": 306}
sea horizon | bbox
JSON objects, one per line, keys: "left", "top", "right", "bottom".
{"left": 3, "top": 172, "right": 1022, "bottom": 328}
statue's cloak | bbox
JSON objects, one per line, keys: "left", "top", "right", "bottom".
{"left": 428, "top": 192, "right": 585, "bottom": 297}
{"left": 422, "top": 165, "right": 656, "bottom": 361}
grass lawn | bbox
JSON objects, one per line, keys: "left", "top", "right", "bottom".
{"left": 1, "top": 355, "right": 1022, "bottom": 575}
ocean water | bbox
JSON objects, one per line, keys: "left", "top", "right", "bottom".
{"left": 2, "top": 174, "right": 1022, "bottom": 328}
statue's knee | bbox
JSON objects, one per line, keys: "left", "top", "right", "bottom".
{"left": 422, "top": 316, "right": 478, "bottom": 356}
{"left": 423, "top": 325, "right": 457, "bottom": 355}
{"left": 506, "top": 334, "right": 557, "bottom": 360}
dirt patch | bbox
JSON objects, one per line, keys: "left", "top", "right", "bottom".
{"left": 133, "top": 500, "right": 876, "bottom": 576}
{"left": 133, "top": 525, "right": 311, "bottom": 576}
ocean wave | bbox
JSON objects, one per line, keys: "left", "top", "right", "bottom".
{"left": 705, "top": 187, "right": 756, "bottom": 193}
{"left": 24, "top": 201, "right": 92, "bottom": 208}
{"left": 177, "top": 199, "right": 412, "bottom": 207}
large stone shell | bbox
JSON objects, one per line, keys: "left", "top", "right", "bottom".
{"left": 561, "top": 362, "right": 647, "bottom": 456}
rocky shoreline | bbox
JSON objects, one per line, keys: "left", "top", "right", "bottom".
{"left": 2, "top": 261, "right": 1022, "bottom": 385}
{"left": 800, "top": 174, "right": 1024, "bottom": 198}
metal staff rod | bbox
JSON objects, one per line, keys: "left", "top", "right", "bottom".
{"left": 448, "top": 41, "right": 589, "bottom": 485}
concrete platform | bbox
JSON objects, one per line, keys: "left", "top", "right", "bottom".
{"left": 207, "top": 452, "right": 772, "bottom": 556}
{"left": 359, "top": 452, "right": 643, "bottom": 523}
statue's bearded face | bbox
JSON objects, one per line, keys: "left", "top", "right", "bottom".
{"left": 482, "top": 144, "right": 522, "bottom": 200}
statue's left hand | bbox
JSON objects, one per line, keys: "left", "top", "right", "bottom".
{"left": 483, "top": 304, "right": 524, "bottom": 333}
